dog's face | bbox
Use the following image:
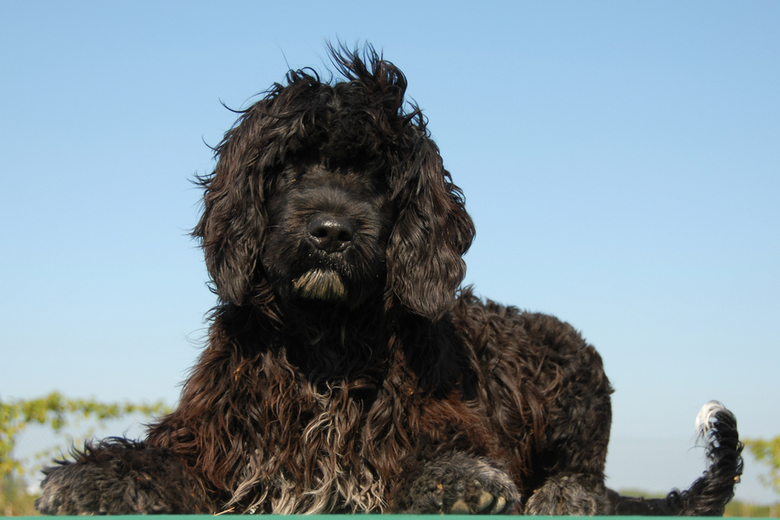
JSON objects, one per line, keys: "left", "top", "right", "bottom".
{"left": 261, "top": 160, "right": 395, "bottom": 309}
{"left": 195, "top": 48, "right": 476, "bottom": 321}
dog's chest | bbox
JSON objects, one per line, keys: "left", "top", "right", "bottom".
{"left": 247, "top": 385, "right": 387, "bottom": 513}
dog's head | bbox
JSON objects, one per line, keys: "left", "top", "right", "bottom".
{"left": 194, "top": 46, "right": 475, "bottom": 321}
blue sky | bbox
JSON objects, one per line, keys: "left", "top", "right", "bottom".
{"left": 2, "top": 0, "right": 778, "bottom": 504}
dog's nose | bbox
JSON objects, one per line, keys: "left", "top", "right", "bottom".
{"left": 308, "top": 214, "right": 354, "bottom": 253}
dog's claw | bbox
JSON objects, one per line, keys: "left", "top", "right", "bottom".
{"left": 476, "top": 490, "right": 494, "bottom": 512}
{"left": 474, "top": 492, "right": 508, "bottom": 514}
{"left": 492, "top": 496, "right": 507, "bottom": 513}
{"left": 450, "top": 499, "right": 470, "bottom": 514}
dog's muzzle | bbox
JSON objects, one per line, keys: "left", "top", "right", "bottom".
{"left": 290, "top": 213, "right": 356, "bottom": 302}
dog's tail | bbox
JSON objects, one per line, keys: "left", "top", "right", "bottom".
{"left": 608, "top": 401, "right": 743, "bottom": 516}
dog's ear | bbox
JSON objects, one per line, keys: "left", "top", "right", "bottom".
{"left": 195, "top": 69, "right": 328, "bottom": 308}
{"left": 387, "top": 137, "right": 476, "bottom": 321}
{"left": 193, "top": 105, "right": 276, "bottom": 307}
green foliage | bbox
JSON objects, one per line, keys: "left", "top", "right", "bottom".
{"left": 1, "top": 473, "right": 39, "bottom": 516}
{"left": 0, "top": 392, "right": 169, "bottom": 481}
{"left": 744, "top": 436, "right": 780, "bottom": 496}
{"left": 725, "top": 498, "right": 780, "bottom": 517}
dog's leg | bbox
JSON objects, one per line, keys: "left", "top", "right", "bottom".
{"left": 517, "top": 312, "right": 615, "bottom": 515}
{"left": 36, "top": 438, "right": 211, "bottom": 515}
{"left": 523, "top": 426, "right": 612, "bottom": 516}
{"left": 399, "top": 452, "right": 520, "bottom": 514}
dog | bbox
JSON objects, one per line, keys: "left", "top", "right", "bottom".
{"left": 36, "top": 46, "right": 743, "bottom": 516}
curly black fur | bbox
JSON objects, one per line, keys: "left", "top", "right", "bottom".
{"left": 36, "top": 45, "right": 742, "bottom": 516}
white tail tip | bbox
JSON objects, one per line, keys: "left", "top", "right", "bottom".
{"left": 695, "top": 400, "right": 725, "bottom": 441}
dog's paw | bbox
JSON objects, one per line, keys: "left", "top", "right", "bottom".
{"left": 524, "top": 474, "right": 610, "bottom": 515}
{"left": 36, "top": 440, "right": 211, "bottom": 515}
{"left": 407, "top": 453, "right": 520, "bottom": 514}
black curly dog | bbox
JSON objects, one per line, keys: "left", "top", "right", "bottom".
{"left": 36, "top": 46, "right": 743, "bottom": 515}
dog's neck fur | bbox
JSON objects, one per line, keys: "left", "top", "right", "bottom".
{"left": 212, "top": 292, "right": 474, "bottom": 398}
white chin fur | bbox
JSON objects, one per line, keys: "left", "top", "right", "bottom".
{"left": 292, "top": 269, "right": 347, "bottom": 301}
